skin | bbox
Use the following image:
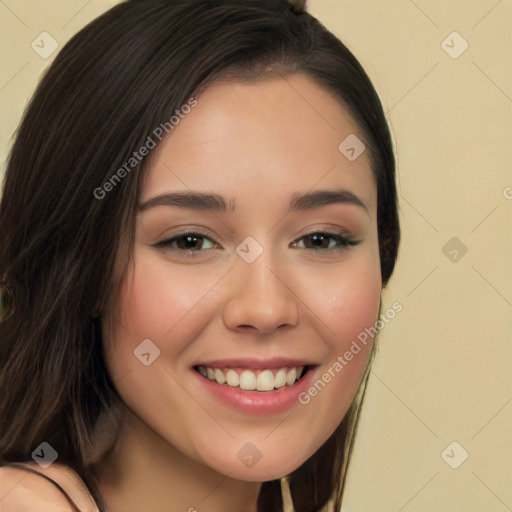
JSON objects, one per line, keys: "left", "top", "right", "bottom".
{"left": 0, "top": 462, "right": 99, "bottom": 511}
{"left": 94, "top": 73, "right": 382, "bottom": 512}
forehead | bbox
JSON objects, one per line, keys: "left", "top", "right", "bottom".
{"left": 141, "top": 73, "right": 376, "bottom": 219}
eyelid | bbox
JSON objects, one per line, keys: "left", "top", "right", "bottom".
{"left": 298, "top": 227, "right": 356, "bottom": 242}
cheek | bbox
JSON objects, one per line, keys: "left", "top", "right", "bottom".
{"left": 331, "top": 266, "right": 382, "bottom": 347}
{"left": 307, "top": 245, "right": 382, "bottom": 350}
{"left": 104, "top": 256, "right": 220, "bottom": 374}
{"left": 296, "top": 250, "right": 381, "bottom": 425}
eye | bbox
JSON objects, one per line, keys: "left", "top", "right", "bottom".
{"left": 291, "top": 230, "right": 361, "bottom": 252}
{"left": 152, "top": 231, "right": 220, "bottom": 256}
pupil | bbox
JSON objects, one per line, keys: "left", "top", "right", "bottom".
{"left": 310, "top": 234, "right": 327, "bottom": 248}
{"left": 182, "top": 235, "right": 200, "bottom": 250}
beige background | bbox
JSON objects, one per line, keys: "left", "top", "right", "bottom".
{"left": 1, "top": 1, "right": 511, "bottom": 511}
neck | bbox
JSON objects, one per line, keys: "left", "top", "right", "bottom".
{"left": 92, "top": 409, "right": 261, "bottom": 512}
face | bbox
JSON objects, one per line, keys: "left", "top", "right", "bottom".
{"left": 102, "top": 73, "right": 382, "bottom": 481}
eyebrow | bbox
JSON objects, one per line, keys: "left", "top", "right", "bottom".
{"left": 138, "top": 189, "right": 368, "bottom": 214}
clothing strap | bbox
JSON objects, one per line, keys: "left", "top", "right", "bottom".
{"left": 0, "top": 461, "right": 82, "bottom": 511}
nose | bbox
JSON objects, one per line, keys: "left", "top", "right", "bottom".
{"left": 222, "top": 250, "right": 300, "bottom": 335}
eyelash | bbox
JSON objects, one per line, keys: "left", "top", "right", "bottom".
{"left": 152, "top": 229, "right": 361, "bottom": 258}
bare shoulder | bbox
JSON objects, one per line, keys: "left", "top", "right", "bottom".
{"left": 0, "top": 463, "right": 75, "bottom": 511}
{"left": 0, "top": 462, "right": 100, "bottom": 511}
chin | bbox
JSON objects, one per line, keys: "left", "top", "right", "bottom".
{"left": 208, "top": 450, "right": 311, "bottom": 482}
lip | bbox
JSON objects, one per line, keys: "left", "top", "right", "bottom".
{"left": 192, "top": 364, "right": 318, "bottom": 415}
{"left": 193, "top": 357, "right": 317, "bottom": 370}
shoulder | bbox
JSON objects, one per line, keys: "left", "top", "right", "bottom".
{"left": 0, "top": 461, "right": 100, "bottom": 512}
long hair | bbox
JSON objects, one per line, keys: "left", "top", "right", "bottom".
{"left": 0, "top": 1, "right": 400, "bottom": 510}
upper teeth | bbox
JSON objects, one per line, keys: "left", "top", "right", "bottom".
{"left": 197, "top": 366, "right": 305, "bottom": 391}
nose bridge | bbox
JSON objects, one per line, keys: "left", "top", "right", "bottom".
{"left": 222, "top": 237, "right": 300, "bottom": 332}
{"left": 241, "top": 248, "right": 283, "bottom": 299}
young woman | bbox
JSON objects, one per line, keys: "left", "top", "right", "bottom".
{"left": 0, "top": 0, "right": 400, "bottom": 510}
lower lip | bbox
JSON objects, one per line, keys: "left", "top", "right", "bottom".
{"left": 192, "top": 366, "right": 317, "bottom": 415}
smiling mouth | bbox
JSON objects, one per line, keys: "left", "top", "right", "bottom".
{"left": 193, "top": 365, "right": 313, "bottom": 392}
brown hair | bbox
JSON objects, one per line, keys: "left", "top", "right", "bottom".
{"left": 0, "top": 1, "right": 400, "bottom": 510}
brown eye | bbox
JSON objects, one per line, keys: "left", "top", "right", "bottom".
{"left": 292, "top": 231, "right": 360, "bottom": 252}
{"left": 152, "top": 231, "right": 219, "bottom": 255}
